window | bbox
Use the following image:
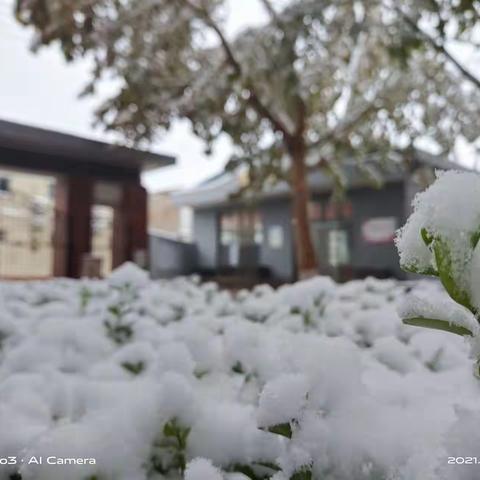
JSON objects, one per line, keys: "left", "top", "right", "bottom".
{"left": 324, "top": 201, "right": 353, "bottom": 221}
{"left": 268, "top": 225, "right": 284, "bottom": 249}
{"left": 328, "top": 229, "right": 350, "bottom": 267}
{"left": 0, "top": 177, "right": 10, "bottom": 193}
{"left": 308, "top": 201, "right": 323, "bottom": 221}
{"left": 91, "top": 205, "right": 114, "bottom": 276}
{"left": 309, "top": 200, "right": 352, "bottom": 222}
{"left": 220, "top": 209, "right": 263, "bottom": 246}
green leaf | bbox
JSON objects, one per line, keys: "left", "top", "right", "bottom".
{"left": 230, "top": 464, "right": 261, "bottom": 480}
{"left": 121, "top": 361, "right": 144, "bottom": 375}
{"left": 163, "top": 418, "right": 191, "bottom": 450}
{"left": 290, "top": 467, "right": 312, "bottom": 480}
{"left": 433, "top": 238, "right": 474, "bottom": 313}
{"left": 231, "top": 361, "right": 245, "bottom": 374}
{"left": 80, "top": 287, "right": 92, "bottom": 312}
{"left": 303, "top": 311, "right": 313, "bottom": 327}
{"left": 402, "top": 317, "right": 473, "bottom": 337}
{"left": 471, "top": 228, "right": 480, "bottom": 249}
{"left": 261, "top": 422, "right": 292, "bottom": 439}
{"left": 400, "top": 228, "right": 440, "bottom": 277}
{"left": 253, "top": 461, "right": 281, "bottom": 472}
{"left": 108, "top": 305, "right": 122, "bottom": 317}
{"left": 402, "top": 262, "right": 438, "bottom": 277}
{"left": 421, "top": 227, "right": 433, "bottom": 246}
{"left": 163, "top": 420, "right": 177, "bottom": 437}
{"left": 425, "top": 347, "right": 444, "bottom": 372}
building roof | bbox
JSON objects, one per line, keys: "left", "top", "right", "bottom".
{"left": 172, "top": 171, "right": 241, "bottom": 208}
{"left": 172, "top": 149, "right": 467, "bottom": 208}
{"left": 0, "top": 120, "right": 175, "bottom": 178}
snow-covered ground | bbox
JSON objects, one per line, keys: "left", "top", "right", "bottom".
{"left": 0, "top": 263, "right": 478, "bottom": 480}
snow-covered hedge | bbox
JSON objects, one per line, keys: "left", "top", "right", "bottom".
{"left": 0, "top": 263, "right": 478, "bottom": 479}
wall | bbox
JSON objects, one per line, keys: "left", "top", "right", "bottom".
{"left": 348, "top": 182, "right": 405, "bottom": 278}
{"left": 259, "top": 199, "right": 296, "bottom": 282}
{"left": 149, "top": 234, "right": 197, "bottom": 278}
{"left": 218, "top": 243, "right": 260, "bottom": 269}
{"left": 193, "top": 209, "right": 219, "bottom": 270}
{"left": 191, "top": 202, "right": 296, "bottom": 282}
{"left": 148, "top": 192, "right": 181, "bottom": 235}
{"left": 189, "top": 183, "right": 406, "bottom": 283}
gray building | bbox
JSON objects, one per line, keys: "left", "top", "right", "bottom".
{"left": 153, "top": 150, "right": 464, "bottom": 283}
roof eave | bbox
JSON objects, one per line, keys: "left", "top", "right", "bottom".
{"left": 0, "top": 119, "right": 175, "bottom": 171}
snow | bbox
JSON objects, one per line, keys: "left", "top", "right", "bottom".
{"left": 396, "top": 170, "right": 480, "bottom": 311}
{"left": 257, "top": 374, "right": 309, "bottom": 428}
{"left": 107, "top": 261, "right": 150, "bottom": 289}
{"left": 0, "top": 264, "right": 479, "bottom": 479}
{"left": 185, "top": 458, "right": 223, "bottom": 480}
{"left": 397, "top": 289, "right": 480, "bottom": 336}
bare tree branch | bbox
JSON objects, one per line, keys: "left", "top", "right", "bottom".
{"left": 395, "top": 5, "right": 480, "bottom": 90}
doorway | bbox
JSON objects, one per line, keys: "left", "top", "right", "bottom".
{"left": 312, "top": 221, "right": 352, "bottom": 281}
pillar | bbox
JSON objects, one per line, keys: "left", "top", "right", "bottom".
{"left": 112, "top": 182, "right": 148, "bottom": 269}
{"left": 53, "top": 175, "right": 93, "bottom": 277}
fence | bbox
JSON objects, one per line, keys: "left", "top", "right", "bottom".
{"left": 149, "top": 231, "right": 197, "bottom": 278}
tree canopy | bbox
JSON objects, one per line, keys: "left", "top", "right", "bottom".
{"left": 14, "top": 0, "right": 480, "bottom": 273}
{"left": 15, "top": 1, "right": 479, "bottom": 159}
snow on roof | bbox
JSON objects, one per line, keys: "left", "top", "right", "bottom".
{"left": 173, "top": 149, "right": 465, "bottom": 208}
{"left": 172, "top": 171, "right": 242, "bottom": 208}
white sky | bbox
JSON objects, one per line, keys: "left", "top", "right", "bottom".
{"left": 0, "top": 0, "right": 267, "bottom": 192}
{"left": 0, "top": 0, "right": 478, "bottom": 192}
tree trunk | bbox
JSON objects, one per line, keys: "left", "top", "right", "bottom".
{"left": 289, "top": 138, "right": 318, "bottom": 279}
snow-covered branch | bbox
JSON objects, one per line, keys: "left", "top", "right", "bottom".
{"left": 394, "top": 5, "right": 480, "bottom": 90}
{"left": 180, "top": 0, "right": 294, "bottom": 138}
{"left": 258, "top": 0, "right": 283, "bottom": 29}
{"left": 332, "top": 30, "right": 368, "bottom": 122}
{"left": 306, "top": 100, "right": 378, "bottom": 152}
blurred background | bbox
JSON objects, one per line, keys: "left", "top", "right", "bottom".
{"left": 0, "top": 0, "right": 478, "bottom": 286}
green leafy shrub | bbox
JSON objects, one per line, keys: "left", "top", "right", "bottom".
{"left": 396, "top": 171, "right": 480, "bottom": 340}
